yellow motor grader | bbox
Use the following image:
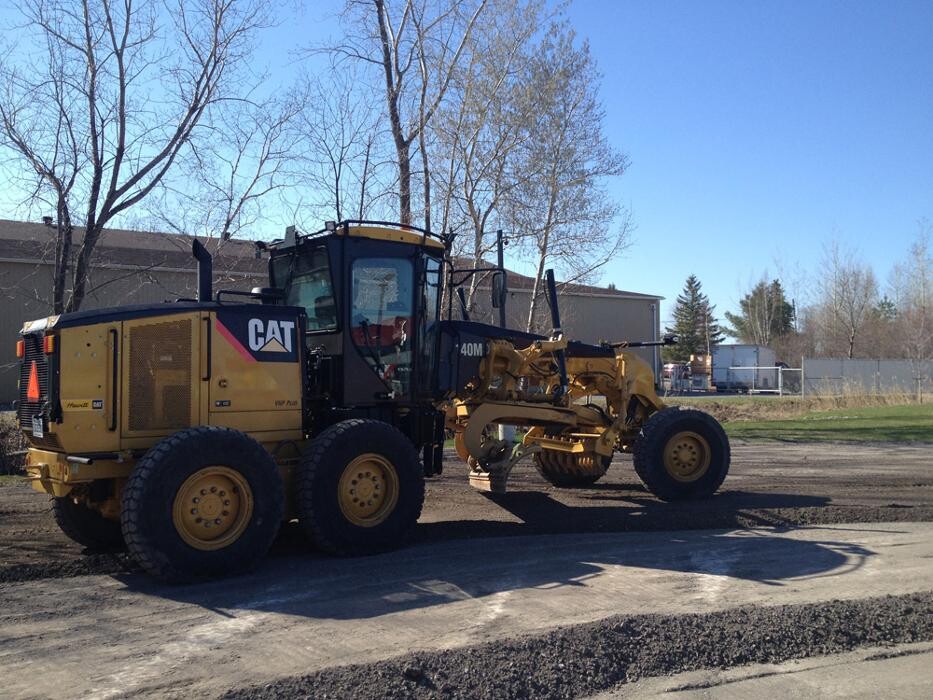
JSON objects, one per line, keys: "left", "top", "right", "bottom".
{"left": 16, "top": 221, "right": 729, "bottom": 580}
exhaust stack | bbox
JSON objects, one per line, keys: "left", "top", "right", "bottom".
{"left": 192, "top": 240, "right": 213, "bottom": 302}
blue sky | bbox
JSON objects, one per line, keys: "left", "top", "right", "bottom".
{"left": 2, "top": 1, "right": 931, "bottom": 327}
{"left": 567, "top": 0, "right": 933, "bottom": 323}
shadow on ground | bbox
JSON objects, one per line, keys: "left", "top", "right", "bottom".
{"left": 123, "top": 517, "right": 878, "bottom": 622}
{"left": 415, "top": 490, "right": 838, "bottom": 541}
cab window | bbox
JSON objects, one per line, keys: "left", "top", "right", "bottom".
{"left": 272, "top": 246, "right": 337, "bottom": 331}
{"left": 350, "top": 258, "right": 414, "bottom": 395}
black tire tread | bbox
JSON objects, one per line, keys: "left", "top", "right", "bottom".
{"left": 298, "top": 418, "right": 425, "bottom": 556}
{"left": 633, "top": 407, "right": 730, "bottom": 501}
{"left": 121, "top": 425, "right": 284, "bottom": 582}
{"left": 52, "top": 495, "right": 124, "bottom": 551}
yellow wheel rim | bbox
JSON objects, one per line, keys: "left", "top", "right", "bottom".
{"left": 663, "top": 431, "right": 711, "bottom": 482}
{"left": 337, "top": 453, "right": 399, "bottom": 527}
{"left": 172, "top": 467, "right": 253, "bottom": 551}
{"left": 454, "top": 431, "right": 470, "bottom": 464}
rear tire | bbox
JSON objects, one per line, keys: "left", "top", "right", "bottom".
{"left": 298, "top": 419, "right": 424, "bottom": 556}
{"left": 633, "top": 407, "right": 730, "bottom": 501}
{"left": 52, "top": 495, "right": 124, "bottom": 551}
{"left": 121, "top": 426, "right": 284, "bottom": 582}
{"left": 533, "top": 450, "right": 610, "bottom": 487}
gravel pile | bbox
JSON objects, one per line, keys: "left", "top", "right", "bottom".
{"left": 223, "top": 591, "right": 933, "bottom": 700}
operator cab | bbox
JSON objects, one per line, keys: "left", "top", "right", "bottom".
{"left": 265, "top": 221, "right": 444, "bottom": 408}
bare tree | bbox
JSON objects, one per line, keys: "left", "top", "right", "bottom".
{"left": 814, "top": 241, "right": 879, "bottom": 358}
{"left": 432, "top": 0, "right": 545, "bottom": 312}
{"left": 149, "top": 94, "right": 300, "bottom": 242}
{"left": 288, "top": 69, "right": 395, "bottom": 226}
{"left": 504, "top": 26, "right": 630, "bottom": 332}
{"left": 890, "top": 220, "right": 932, "bottom": 391}
{"left": 334, "top": 0, "right": 489, "bottom": 226}
{"left": 0, "top": 0, "right": 273, "bottom": 313}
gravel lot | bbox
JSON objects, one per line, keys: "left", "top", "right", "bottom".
{"left": 0, "top": 439, "right": 931, "bottom": 698}
{"left": 3, "top": 441, "right": 931, "bottom": 584}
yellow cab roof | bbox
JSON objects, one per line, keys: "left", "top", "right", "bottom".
{"left": 336, "top": 223, "right": 446, "bottom": 251}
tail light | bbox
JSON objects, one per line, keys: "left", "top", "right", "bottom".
{"left": 43, "top": 335, "right": 56, "bottom": 354}
{"left": 16, "top": 339, "right": 24, "bottom": 358}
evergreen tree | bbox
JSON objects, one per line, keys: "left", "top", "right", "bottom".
{"left": 724, "top": 279, "right": 795, "bottom": 345}
{"left": 662, "top": 275, "right": 724, "bottom": 362}
{"left": 876, "top": 295, "right": 897, "bottom": 321}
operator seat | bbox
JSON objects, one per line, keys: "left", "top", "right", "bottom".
{"left": 314, "top": 295, "right": 336, "bottom": 329}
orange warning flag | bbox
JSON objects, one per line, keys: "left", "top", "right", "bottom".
{"left": 26, "top": 361, "right": 40, "bottom": 402}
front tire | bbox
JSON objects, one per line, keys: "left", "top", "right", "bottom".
{"left": 633, "top": 407, "right": 730, "bottom": 501}
{"left": 121, "top": 426, "right": 284, "bottom": 582}
{"left": 298, "top": 419, "right": 425, "bottom": 556}
{"left": 52, "top": 495, "right": 124, "bottom": 551}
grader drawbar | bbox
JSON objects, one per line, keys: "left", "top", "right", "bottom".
{"left": 16, "top": 221, "right": 730, "bottom": 581}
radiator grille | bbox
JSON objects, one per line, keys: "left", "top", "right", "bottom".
{"left": 128, "top": 320, "right": 192, "bottom": 431}
{"left": 28, "top": 433, "right": 62, "bottom": 450}
{"left": 17, "top": 333, "right": 49, "bottom": 435}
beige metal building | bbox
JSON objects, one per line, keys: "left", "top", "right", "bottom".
{"left": 465, "top": 269, "right": 664, "bottom": 374}
{"left": 0, "top": 220, "right": 266, "bottom": 405}
{"left": 0, "top": 219, "right": 662, "bottom": 404}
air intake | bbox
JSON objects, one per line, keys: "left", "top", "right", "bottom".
{"left": 192, "top": 239, "right": 213, "bottom": 302}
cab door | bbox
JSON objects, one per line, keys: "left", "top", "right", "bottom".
{"left": 344, "top": 254, "right": 417, "bottom": 404}
{"left": 414, "top": 254, "right": 442, "bottom": 399}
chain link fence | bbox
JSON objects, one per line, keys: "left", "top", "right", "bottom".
{"left": 802, "top": 358, "right": 933, "bottom": 399}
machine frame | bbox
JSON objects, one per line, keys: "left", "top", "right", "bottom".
{"left": 15, "top": 220, "right": 730, "bottom": 581}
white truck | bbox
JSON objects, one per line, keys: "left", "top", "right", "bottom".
{"left": 712, "top": 344, "right": 777, "bottom": 393}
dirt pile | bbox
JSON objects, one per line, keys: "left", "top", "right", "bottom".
{"left": 0, "top": 553, "right": 136, "bottom": 584}
{"left": 0, "top": 414, "right": 26, "bottom": 475}
{"left": 223, "top": 592, "right": 933, "bottom": 700}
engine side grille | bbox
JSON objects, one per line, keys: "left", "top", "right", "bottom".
{"left": 128, "top": 320, "right": 192, "bottom": 431}
{"left": 28, "top": 433, "right": 62, "bottom": 450}
{"left": 18, "top": 333, "right": 49, "bottom": 435}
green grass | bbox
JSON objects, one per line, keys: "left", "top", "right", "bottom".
{"left": 724, "top": 403, "right": 933, "bottom": 443}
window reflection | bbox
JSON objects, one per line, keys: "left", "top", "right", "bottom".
{"left": 351, "top": 258, "right": 414, "bottom": 396}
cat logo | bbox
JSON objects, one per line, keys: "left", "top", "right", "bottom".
{"left": 248, "top": 319, "right": 295, "bottom": 353}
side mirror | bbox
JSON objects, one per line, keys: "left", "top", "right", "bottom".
{"left": 491, "top": 271, "right": 506, "bottom": 309}
{"left": 662, "top": 333, "right": 679, "bottom": 346}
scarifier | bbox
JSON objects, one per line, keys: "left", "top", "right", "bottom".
{"left": 16, "top": 221, "right": 730, "bottom": 580}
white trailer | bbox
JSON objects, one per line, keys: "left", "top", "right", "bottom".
{"left": 712, "top": 344, "right": 777, "bottom": 393}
